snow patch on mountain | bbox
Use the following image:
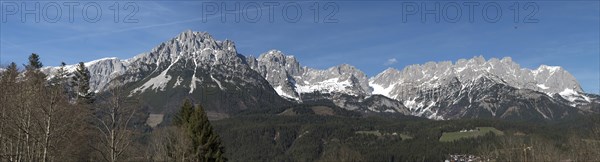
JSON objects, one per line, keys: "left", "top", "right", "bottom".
{"left": 559, "top": 88, "right": 590, "bottom": 103}
{"left": 211, "top": 74, "right": 225, "bottom": 90}
{"left": 188, "top": 75, "right": 200, "bottom": 94}
{"left": 173, "top": 76, "right": 183, "bottom": 87}
{"left": 559, "top": 88, "right": 578, "bottom": 101}
{"left": 296, "top": 78, "right": 353, "bottom": 94}
{"left": 133, "top": 56, "right": 180, "bottom": 93}
{"left": 86, "top": 57, "right": 119, "bottom": 66}
{"left": 134, "top": 72, "right": 172, "bottom": 92}
{"left": 370, "top": 81, "right": 395, "bottom": 97}
{"left": 274, "top": 86, "right": 299, "bottom": 100}
{"left": 189, "top": 57, "right": 200, "bottom": 93}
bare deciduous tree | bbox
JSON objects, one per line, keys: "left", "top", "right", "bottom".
{"left": 1, "top": 57, "right": 90, "bottom": 162}
{"left": 148, "top": 126, "right": 193, "bottom": 161}
{"left": 90, "top": 86, "right": 139, "bottom": 162}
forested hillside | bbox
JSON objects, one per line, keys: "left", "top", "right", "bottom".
{"left": 213, "top": 111, "right": 600, "bottom": 161}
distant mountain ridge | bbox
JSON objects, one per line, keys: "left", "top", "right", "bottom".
{"left": 39, "top": 30, "right": 599, "bottom": 120}
{"left": 369, "top": 56, "right": 582, "bottom": 97}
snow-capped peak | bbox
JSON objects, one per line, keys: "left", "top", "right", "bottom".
{"left": 85, "top": 57, "right": 119, "bottom": 66}
{"left": 249, "top": 50, "right": 371, "bottom": 99}
{"left": 370, "top": 56, "right": 583, "bottom": 101}
{"left": 534, "top": 65, "right": 561, "bottom": 75}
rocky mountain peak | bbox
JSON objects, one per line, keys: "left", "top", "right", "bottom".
{"left": 114, "top": 30, "right": 284, "bottom": 113}
{"left": 500, "top": 56, "right": 513, "bottom": 63}
{"left": 251, "top": 50, "right": 298, "bottom": 76}
{"left": 156, "top": 30, "right": 238, "bottom": 56}
{"left": 256, "top": 50, "right": 301, "bottom": 75}
{"left": 382, "top": 67, "right": 400, "bottom": 73}
{"left": 248, "top": 50, "right": 373, "bottom": 100}
{"left": 259, "top": 50, "right": 285, "bottom": 59}
{"left": 333, "top": 64, "right": 359, "bottom": 73}
{"left": 142, "top": 30, "right": 243, "bottom": 70}
{"left": 369, "top": 68, "right": 401, "bottom": 89}
{"left": 175, "top": 30, "right": 214, "bottom": 43}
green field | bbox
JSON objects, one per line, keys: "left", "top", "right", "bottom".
{"left": 355, "top": 130, "right": 413, "bottom": 140}
{"left": 355, "top": 130, "right": 383, "bottom": 136}
{"left": 439, "top": 127, "right": 504, "bottom": 142}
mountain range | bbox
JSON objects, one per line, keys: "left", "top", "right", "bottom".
{"left": 40, "top": 30, "right": 600, "bottom": 120}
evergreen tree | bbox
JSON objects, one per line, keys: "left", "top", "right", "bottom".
{"left": 24, "top": 53, "right": 46, "bottom": 80}
{"left": 175, "top": 99, "right": 227, "bottom": 162}
{"left": 72, "top": 62, "right": 94, "bottom": 104}
{"left": 51, "top": 62, "right": 76, "bottom": 98}
{"left": 50, "top": 62, "right": 68, "bottom": 84}
{"left": 174, "top": 99, "right": 194, "bottom": 126}
{"left": 2, "top": 62, "right": 19, "bottom": 82}
{"left": 25, "top": 53, "right": 43, "bottom": 70}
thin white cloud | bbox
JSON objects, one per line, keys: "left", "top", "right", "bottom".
{"left": 384, "top": 58, "right": 397, "bottom": 66}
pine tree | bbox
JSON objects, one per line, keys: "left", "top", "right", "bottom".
{"left": 20, "top": 53, "right": 47, "bottom": 161}
{"left": 174, "top": 99, "right": 194, "bottom": 126}
{"left": 72, "top": 62, "right": 94, "bottom": 104}
{"left": 50, "top": 62, "right": 68, "bottom": 85}
{"left": 25, "top": 53, "right": 43, "bottom": 70}
{"left": 174, "top": 99, "right": 227, "bottom": 162}
{"left": 24, "top": 53, "right": 46, "bottom": 81}
{"left": 2, "top": 62, "right": 18, "bottom": 82}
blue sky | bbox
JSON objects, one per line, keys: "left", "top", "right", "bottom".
{"left": 0, "top": 1, "right": 598, "bottom": 93}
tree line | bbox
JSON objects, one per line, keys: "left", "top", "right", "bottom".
{"left": 0, "top": 54, "right": 227, "bottom": 162}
